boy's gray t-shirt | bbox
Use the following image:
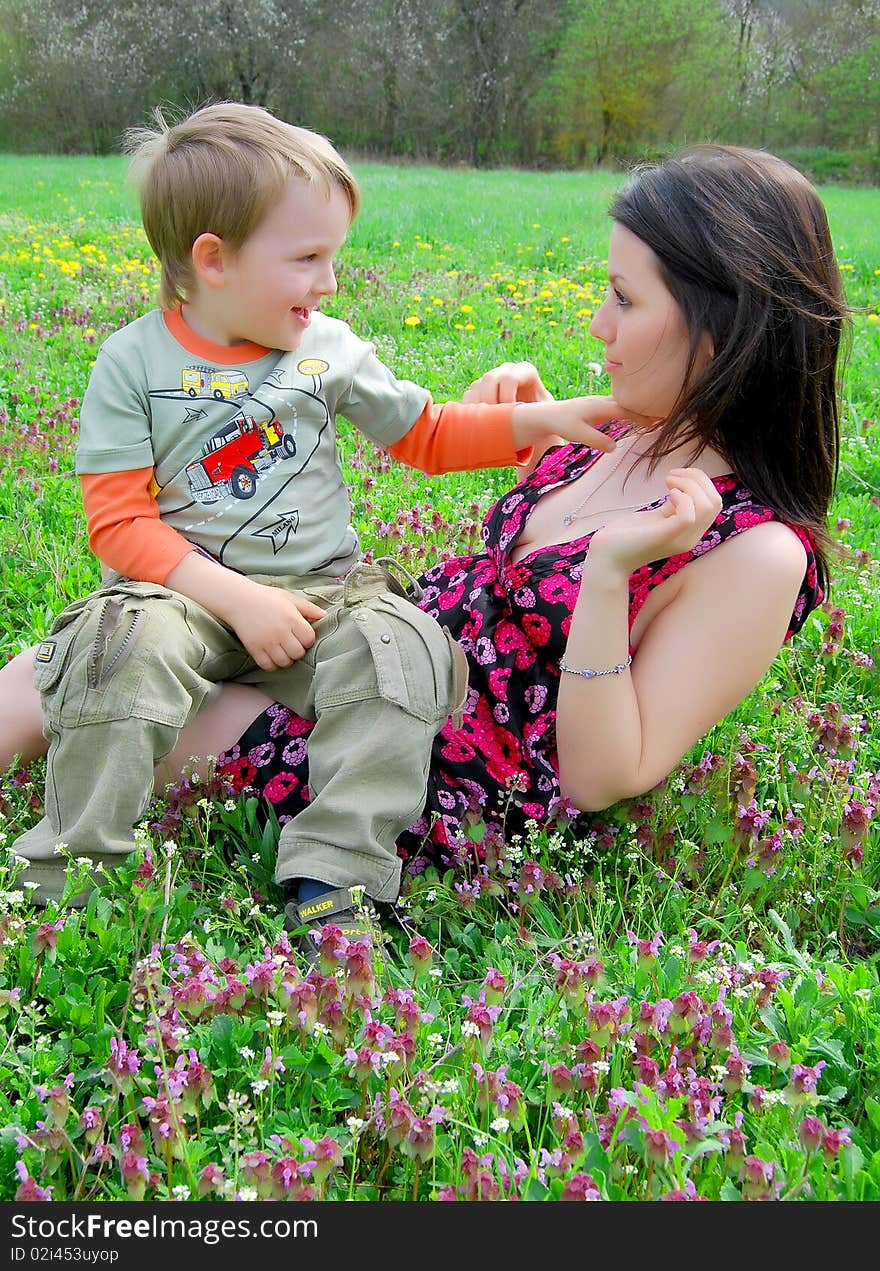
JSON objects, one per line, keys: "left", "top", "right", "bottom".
{"left": 75, "top": 309, "right": 430, "bottom": 578}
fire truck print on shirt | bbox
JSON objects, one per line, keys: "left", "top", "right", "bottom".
{"left": 148, "top": 352, "right": 331, "bottom": 567}
{"left": 184, "top": 410, "right": 298, "bottom": 505}
{"left": 74, "top": 309, "right": 430, "bottom": 581}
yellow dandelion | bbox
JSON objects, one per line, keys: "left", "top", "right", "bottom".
{"left": 460, "top": 304, "right": 473, "bottom": 314}
{"left": 404, "top": 315, "right": 422, "bottom": 327}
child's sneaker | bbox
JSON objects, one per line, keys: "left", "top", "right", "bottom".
{"left": 284, "top": 884, "right": 385, "bottom": 969}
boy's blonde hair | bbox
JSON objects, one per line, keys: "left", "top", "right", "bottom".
{"left": 123, "top": 102, "right": 361, "bottom": 309}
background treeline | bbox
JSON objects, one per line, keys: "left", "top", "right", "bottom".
{"left": 1, "top": 0, "right": 878, "bottom": 178}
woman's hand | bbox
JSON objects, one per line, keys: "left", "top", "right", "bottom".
{"left": 587, "top": 468, "right": 723, "bottom": 577}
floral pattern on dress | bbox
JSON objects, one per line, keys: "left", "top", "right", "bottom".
{"left": 218, "top": 428, "right": 822, "bottom": 876}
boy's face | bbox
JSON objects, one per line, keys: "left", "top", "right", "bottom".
{"left": 215, "top": 177, "right": 352, "bottom": 350}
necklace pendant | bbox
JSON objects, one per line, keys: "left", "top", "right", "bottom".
{"left": 561, "top": 513, "right": 572, "bottom": 527}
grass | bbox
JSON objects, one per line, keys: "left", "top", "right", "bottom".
{"left": 0, "top": 155, "right": 878, "bottom": 1204}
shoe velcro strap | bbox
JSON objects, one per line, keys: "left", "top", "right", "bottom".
{"left": 292, "top": 886, "right": 369, "bottom": 925}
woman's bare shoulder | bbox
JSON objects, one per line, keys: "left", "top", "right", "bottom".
{"left": 683, "top": 517, "right": 809, "bottom": 599}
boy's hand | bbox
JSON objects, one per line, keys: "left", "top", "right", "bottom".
{"left": 464, "top": 361, "right": 624, "bottom": 458}
{"left": 511, "top": 396, "right": 621, "bottom": 454}
{"left": 228, "top": 582, "right": 326, "bottom": 671}
{"left": 165, "top": 552, "right": 326, "bottom": 670}
{"left": 463, "top": 361, "right": 554, "bottom": 405}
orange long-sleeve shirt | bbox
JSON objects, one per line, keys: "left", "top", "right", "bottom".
{"left": 81, "top": 398, "right": 527, "bottom": 584}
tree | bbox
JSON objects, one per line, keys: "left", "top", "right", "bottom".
{"left": 0, "top": 0, "right": 310, "bottom": 153}
{"left": 440, "top": 0, "right": 568, "bottom": 165}
{"left": 545, "top": 0, "right": 737, "bottom": 165}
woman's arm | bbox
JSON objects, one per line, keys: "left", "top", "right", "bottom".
{"left": 556, "top": 472, "right": 808, "bottom": 810}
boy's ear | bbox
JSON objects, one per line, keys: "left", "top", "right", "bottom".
{"left": 191, "top": 233, "right": 230, "bottom": 289}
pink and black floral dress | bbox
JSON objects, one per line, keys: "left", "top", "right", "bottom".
{"left": 218, "top": 434, "right": 821, "bottom": 878}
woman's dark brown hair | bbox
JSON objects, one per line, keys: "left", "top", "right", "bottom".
{"left": 610, "top": 144, "right": 849, "bottom": 596}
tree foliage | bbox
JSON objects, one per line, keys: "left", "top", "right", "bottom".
{"left": 0, "top": 0, "right": 876, "bottom": 172}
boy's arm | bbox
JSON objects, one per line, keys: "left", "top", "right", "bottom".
{"left": 81, "top": 468, "right": 196, "bottom": 584}
{"left": 81, "top": 469, "right": 324, "bottom": 670}
{"left": 336, "top": 334, "right": 620, "bottom": 473}
{"left": 387, "top": 400, "right": 523, "bottom": 473}
{"left": 386, "top": 395, "right": 620, "bottom": 475}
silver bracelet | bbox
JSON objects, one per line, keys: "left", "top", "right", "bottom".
{"left": 559, "top": 653, "right": 633, "bottom": 679}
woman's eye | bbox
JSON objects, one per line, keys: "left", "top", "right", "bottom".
{"left": 613, "top": 288, "right": 630, "bottom": 307}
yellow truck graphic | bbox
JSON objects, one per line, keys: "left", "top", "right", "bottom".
{"left": 181, "top": 366, "right": 249, "bottom": 399}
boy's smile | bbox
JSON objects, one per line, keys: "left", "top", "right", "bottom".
{"left": 185, "top": 177, "right": 352, "bottom": 351}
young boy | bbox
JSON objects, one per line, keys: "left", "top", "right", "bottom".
{"left": 12, "top": 102, "right": 617, "bottom": 958}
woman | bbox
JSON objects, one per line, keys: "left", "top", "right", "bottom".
{"left": 2, "top": 145, "right": 845, "bottom": 897}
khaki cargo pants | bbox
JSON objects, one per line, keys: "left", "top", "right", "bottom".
{"left": 13, "top": 561, "right": 467, "bottom": 906}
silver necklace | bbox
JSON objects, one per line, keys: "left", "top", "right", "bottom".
{"left": 561, "top": 435, "right": 644, "bottom": 527}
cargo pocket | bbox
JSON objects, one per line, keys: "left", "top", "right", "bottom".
{"left": 31, "top": 603, "right": 92, "bottom": 698}
{"left": 46, "top": 584, "right": 176, "bottom": 727}
{"left": 104, "top": 584, "right": 223, "bottom": 728}
{"left": 355, "top": 593, "right": 465, "bottom": 726}
{"left": 47, "top": 594, "right": 149, "bottom": 726}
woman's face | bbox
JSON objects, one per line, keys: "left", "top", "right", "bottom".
{"left": 589, "top": 222, "right": 706, "bottom": 422}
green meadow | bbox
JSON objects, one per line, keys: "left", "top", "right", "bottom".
{"left": 0, "top": 155, "right": 878, "bottom": 1203}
